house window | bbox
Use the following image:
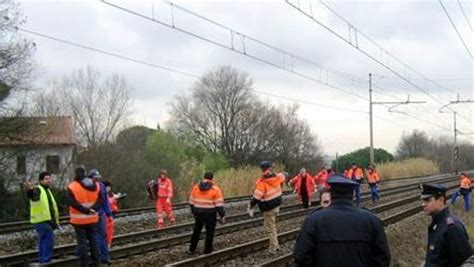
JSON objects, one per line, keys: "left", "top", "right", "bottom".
{"left": 16, "top": 156, "right": 26, "bottom": 175}
{"left": 46, "top": 155, "right": 60, "bottom": 174}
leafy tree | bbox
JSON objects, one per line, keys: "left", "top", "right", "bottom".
{"left": 332, "top": 147, "right": 394, "bottom": 171}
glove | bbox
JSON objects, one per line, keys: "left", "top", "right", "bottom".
{"left": 166, "top": 198, "right": 171, "bottom": 204}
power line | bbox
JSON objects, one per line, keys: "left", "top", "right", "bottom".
{"left": 101, "top": 0, "right": 369, "bottom": 101}
{"left": 21, "top": 24, "right": 459, "bottom": 136}
{"left": 286, "top": 0, "right": 474, "bottom": 126}
{"left": 457, "top": 0, "right": 473, "bottom": 32}
{"left": 439, "top": 0, "right": 473, "bottom": 60}
{"left": 17, "top": 28, "right": 200, "bottom": 79}
{"left": 19, "top": 28, "right": 371, "bottom": 116}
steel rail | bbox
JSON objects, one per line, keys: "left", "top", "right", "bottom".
{"left": 7, "top": 176, "right": 460, "bottom": 267}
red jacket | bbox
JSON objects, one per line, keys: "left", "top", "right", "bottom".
{"left": 157, "top": 177, "right": 173, "bottom": 198}
{"left": 290, "top": 174, "right": 315, "bottom": 200}
{"left": 314, "top": 170, "right": 329, "bottom": 187}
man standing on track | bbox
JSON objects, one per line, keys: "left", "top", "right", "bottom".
{"left": 249, "top": 161, "right": 285, "bottom": 254}
{"left": 24, "top": 171, "right": 59, "bottom": 264}
{"left": 187, "top": 171, "right": 225, "bottom": 255}
{"left": 155, "top": 170, "right": 176, "bottom": 229}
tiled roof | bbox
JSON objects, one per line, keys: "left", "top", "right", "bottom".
{"left": 0, "top": 116, "right": 76, "bottom": 146}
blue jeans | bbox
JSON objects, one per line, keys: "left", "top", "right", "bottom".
{"left": 74, "top": 224, "right": 100, "bottom": 267}
{"left": 98, "top": 213, "right": 110, "bottom": 263}
{"left": 34, "top": 222, "right": 54, "bottom": 263}
{"left": 354, "top": 183, "right": 361, "bottom": 207}
{"left": 369, "top": 184, "right": 380, "bottom": 203}
{"left": 451, "top": 189, "right": 471, "bottom": 211}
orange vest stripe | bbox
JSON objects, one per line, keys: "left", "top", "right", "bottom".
{"left": 68, "top": 180, "right": 100, "bottom": 225}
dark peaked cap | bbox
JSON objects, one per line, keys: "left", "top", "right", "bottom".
{"left": 420, "top": 183, "right": 447, "bottom": 200}
{"left": 328, "top": 175, "right": 358, "bottom": 193}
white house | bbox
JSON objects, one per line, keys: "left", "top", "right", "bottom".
{"left": 0, "top": 116, "right": 76, "bottom": 190}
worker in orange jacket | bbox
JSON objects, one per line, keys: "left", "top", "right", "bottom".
{"left": 249, "top": 161, "right": 285, "bottom": 253}
{"left": 450, "top": 173, "right": 472, "bottom": 211}
{"left": 367, "top": 165, "right": 380, "bottom": 204}
{"left": 66, "top": 166, "right": 100, "bottom": 267}
{"left": 187, "top": 171, "right": 225, "bottom": 255}
{"left": 155, "top": 170, "right": 176, "bottom": 229}
{"left": 314, "top": 167, "right": 329, "bottom": 191}
{"left": 289, "top": 168, "right": 315, "bottom": 209}
{"left": 347, "top": 163, "right": 364, "bottom": 207}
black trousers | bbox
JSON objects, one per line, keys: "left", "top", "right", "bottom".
{"left": 301, "top": 190, "right": 309, "bottom": 209}
{"left": 189, "top": 212, "right": 217, "bottom": 254}
{"left": 74, "top": 224, "right": 99, "bottom": 267}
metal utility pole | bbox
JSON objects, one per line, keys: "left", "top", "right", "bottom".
{"left": 369, "top": 74, "right": 374, "bottom": 166}
{"left": 369, "top": 73, "right": 426, "bottom": 166}
{"left": 439, "top": 96, "right": 474, "bottom": 174}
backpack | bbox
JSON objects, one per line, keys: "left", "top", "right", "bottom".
{"left": 146, "top": 179, "right": 158, "bottom": 200}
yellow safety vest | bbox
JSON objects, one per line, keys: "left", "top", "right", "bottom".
{"left": 30, "top": 185, "right": 59, "bottom": 225}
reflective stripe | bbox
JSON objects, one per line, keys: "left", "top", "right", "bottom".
{"left": 191, "top": 198, "right": 215, "bottom": 203}
{"left": 70, "top": 213, "right": 97, "bottom": 219}
{"left": 82, "top": 202, "right": 95, "bottom": 208}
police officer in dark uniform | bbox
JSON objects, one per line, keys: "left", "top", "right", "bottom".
{"left": 421, "top": 183, "right": 472, "bottom": 266}
{"left": 293, "top": 175, "right": 390, "bottom": 267}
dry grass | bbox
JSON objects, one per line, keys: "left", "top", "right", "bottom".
{"left": 377, "top": 158, "right": 440, "bottom": 180}
{"left": 174, "top": 162, "right": 287, "bottom": 200}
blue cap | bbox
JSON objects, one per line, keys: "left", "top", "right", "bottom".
{"left": 260, "top": 161, "right": 272, "bottom": 171}
{"left": 88, "top": 169, "right": 102, "bottom": 180}
{"left": 328, "top": 175, "right": 358, "bottom": 193}
{"left": 420, "top": 183, "right": 447, "bottom": 199}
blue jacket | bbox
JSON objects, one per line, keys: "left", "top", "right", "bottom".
{"left": 97, "top": 182, "right": 113, "bottom": 217}
{"left": 425, "top": 207, "right": 472, "bottom": 266}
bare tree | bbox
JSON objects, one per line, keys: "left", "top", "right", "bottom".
{"left": 0, "top": 0, "right": 35, "bottom": 104}
{"left": 170, "top": 65, "right": 324, "bottom": 170}
{"left": 30, "top": 66, "right": 133, "bottom": 148}
{"left": 396, "top": 129, "right": 431, "bottom": 159}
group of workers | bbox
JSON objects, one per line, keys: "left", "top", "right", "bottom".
{"left": 289, "top": 163, "right": 381, "bottom": 209}
{"left": 24, "top": 162, "right": 473, "bottom": 266}
{"left": 24, "top": 167, "right": 125, "bottom": 266}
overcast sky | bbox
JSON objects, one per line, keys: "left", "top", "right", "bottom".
{"left": 18, "top": 0, "right": 473, "bottom": 156}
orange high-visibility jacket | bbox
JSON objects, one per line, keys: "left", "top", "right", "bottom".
{"left": 68, "top": 180, "right": 100, "bottom": 225}
{"left": 347, "top": 167, "right": 364, "bottom": 181}
{"left": 367, "top": 170, "right": 380, "bottom": 184}
{"left": 251, "top": 173, "right": 285, "bottom": 211}
{"left": 290, "top": 174, "right": 315, "bottom": 200}
{"left": 460, "top": 175, "right": 472, "bottom": 189}
{"left": 157, "top": 177, "right": 173, "bottom": 198}
{"left": 189, "top": 179, "right": 225, "bottom": 216}
{"left": 314, "top": 170, "right": 329, "bottom": 187}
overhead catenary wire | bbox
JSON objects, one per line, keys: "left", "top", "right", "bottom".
{"left": 20, "top": 27, "right": 449, "bottom": 133}
{"left": 286, "top": 0, "right": 474, "bottom": 126}
{"left": 18, "top": 28, "right": 369, "bottom": 115}
{"left": 99, "top": 0, "right": 469, "bottom": 134}
{"left": 439, "top": 0, "right": 473, "bottom": 60}
{"left": 100, "top": 0, "right": 368, "bottom": 101}
{"left": 457, "top": 0, "right": 473, "bottom": 32}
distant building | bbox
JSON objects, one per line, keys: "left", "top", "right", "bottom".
{"left": 0, "top": 116, "right": 76, "bottom": 190}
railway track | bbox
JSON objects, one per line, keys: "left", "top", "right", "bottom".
{"left": 0, "top": 172, "right": 454, "bottom": 235}
{"left": 1, "top": 174, "right": 459, "bottom": 266}
{"left": 0, "top": 191, "right": 293, "bottom": 235}
{"left": 168, "top": 192, "right": 456, "bottom": 267}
